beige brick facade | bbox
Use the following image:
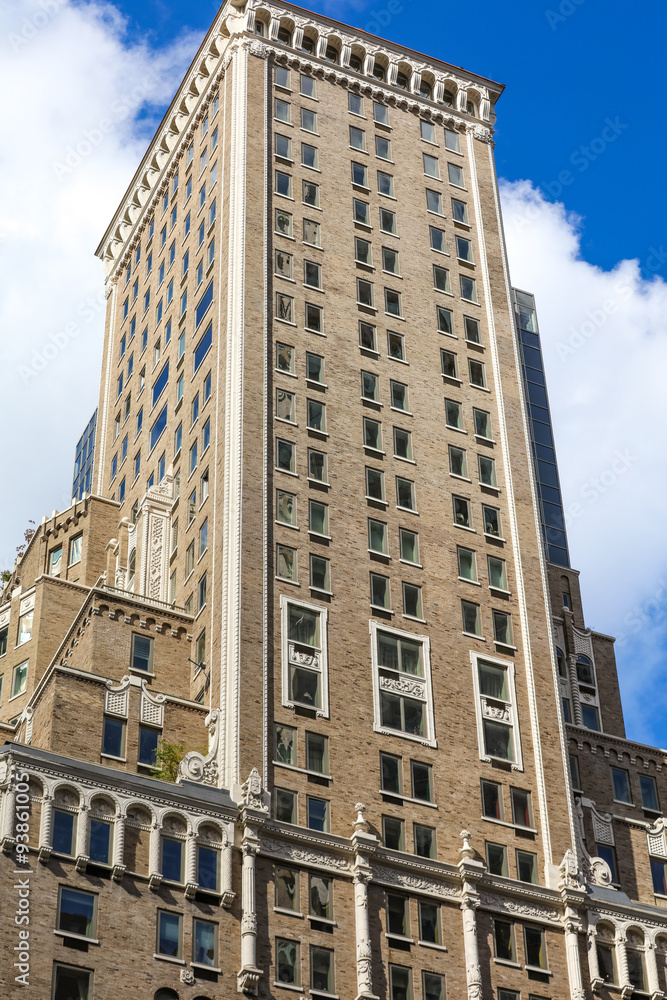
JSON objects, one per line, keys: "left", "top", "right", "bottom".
{"left": 1, "top": 2, "right": 666, "bottom": 999}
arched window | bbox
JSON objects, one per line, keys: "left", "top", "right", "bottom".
{"left": 396, "top": 71, "right": 410, "bottom": 90}
{"left": 301, "top": 35, "right": 315, "bottom": 54}
{"left": 576, "top": 655, "right": 594, "bottom": 686}
{"left": 466, "top": 99, "right": 477, "bottom": 116}
{"left": 373, "top": 63, "right": 386, "bottom": 82}
{"left": 325, "top": 45, "right": 339, "bottom": 64}
{"left": 349, "top": 54, "right": 363, "bottom": 72}
{"left": 556, "top": 647, "right": 566, "bottom": 678}
{"left": 254, "top": 20, "right": 265, "bottom": 36}
{"left": 443, "top": 88, "right": 455, "bottom": 108}
{"left": 419, "top": 80, "right": 432, "bottom": 99}
{"left": 154, "top": 990, "right": 180, "bottom": 1000}
{"left": 277, "top": 27, "right": 292, "bottom": 44}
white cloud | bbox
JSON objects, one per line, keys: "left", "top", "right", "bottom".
{"left": 0, "top": 0, "right": 199, "bottom": 569}
{"left": 501, "top": 179, "right": 667, "bottom": 744}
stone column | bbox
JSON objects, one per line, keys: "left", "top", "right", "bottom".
{"left": 148, "top": 820, "right": 162, "bottom": 890}
{"left": 185, "top": 829, "right": 198, "bottom": 900}
{"left": 237, "top": 829, "right": 262, "bottom": 994}
{"left": 587, "top": 925, "right": 603, "bottom": 990}
{"left": 221, "top": 833, "right": 235, "bottom": 909}
{"left": 351, "top": 804, "right": 379, "bottom": 1000}
{"left": 1, "top": 778, "right": 16, "bottom": 853}
{"left": 567, "top": 654, "right": 584, "bottom": 727}
{"left": 458, "top": 831, "right": 485, "bottom": 1000}
{"left": 645, "top": 940, "right": 664, "bottom": 999}
{"left": 616, "top": 930, "right": 631, "bottom": 996}
{"left": 75, "top": 804, "right": 89, "bottom": 871}
{"left": 563, "top": 907, "right": 586, "bottom": 1000}
{"left": 38, "top": 793, "right": 53, "bottom": 861}
{"left": 112, "top": 814, "right": 126, "bottom": 881}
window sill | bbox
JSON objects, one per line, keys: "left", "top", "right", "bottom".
{"left": 307, "top": 915, "right": 336, "bottom": 927}
{"left": 273, "top": 760, "right": 331, "bottom": 780}
{"left": 470, "top": 383, "right": 490, "bottom": 393}
{"left": 100, "top": 752, "right": 127, "bottom": 763}
{"left": 276, "top": 576, "right": 300, "bottom": 587}
{"left": 460, "top": 577, "right": 481, "bottom": 586}
{"left": 276, "top": 521, "right": 299, "bottom": 532}
{"left": 309, "top": 587, "right": 333, "bottom": 597}
{"left": 307, "top": 477, "right": 330, "bottom": 488}
{"left": 54, "top": 930, "right": 99, "bottom": 945}
{"left": 370, "top": 604, "right": 394, "bottom": 614}
{"left": 191, "top": 962, "right": 222, "bottom": 973}
{"left": 454, "top": 524, "right": 476, "bottom": 533}
{"left": 483, "top": 815, "right": 537, "bottom": 834}
{"left": 494, "top": 641, "right": 517, "bottom": 651}
{"left": 309, "top": 531, "right": 332, "bottom": 541}
{"left": 479, "top": 483, "right": 500, "bottom": 493}
{"left": 154, "top": 954, "right": 185, "bottom": 966}
{"left": 403, "top": 614, "right": 426, "bottom": 624}
{"left": 445, "top": 424, "right": 467, "bottom": 435}
{"left": 484, "top": 533, "right": 505, "bottom": 542}
{"left": 394, "top": 456, "right": 416, "bottom": 465}
{"left": 526, "top": 966, "right": 552, "bottom": 976}
{"left": 366, "top": 496, "right": 388, "bottom": 506}
{"left": 306, "top": 379, "right": 326, "bottom": 390}
{"left": 461, "top": 298, "right": 481, "bottom": 307}
{"left": 419, "top": 941, "right": 447, "bottom": 951}
{"left": 276, "top": 468, "right": 299, "bottom": 478}
{"left": 493, "top": 958, "right": 521, "bottom": 969}
{"left": 362, "top": 397, "right": 382, "bottom": 408}
{"left": 385, "top": 312, "right": 404, "bottom": 322}
{"left": 385, "top": 933, "right": 414, "bottom": 945}
{"left": 364, "top": 446, "right": 385, "bottom": 456}
{"left": 396, "top": 505, "right": 418, "bottom": 515}
{"left": 273, "top": 985, "right": 303, "bottom": 994}
{"left": 380, "top": 791, "right": 437, "bottom": 809}
{"left": 390, "top": 407, "right": 412, "bottom": 416}
{"left": 462, "top": 631, "right": 486, "bottom": 641}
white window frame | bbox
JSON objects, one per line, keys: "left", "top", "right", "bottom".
{"left": 470, "top": 650, "right": 523, "bottom": 771}
{"left": 280, "top": 595, "right": 329, "bottom": 719}
{"left": 370, "top": 620, "right": 436, "bottom": 748}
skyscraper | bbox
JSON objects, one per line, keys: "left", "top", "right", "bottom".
{"left": 2, "top": 3, "right": 667, "bottom": 999}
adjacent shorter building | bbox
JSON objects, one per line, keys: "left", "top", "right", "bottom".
{"left": 1, "top": 2, "right": 666, "bottom": 999}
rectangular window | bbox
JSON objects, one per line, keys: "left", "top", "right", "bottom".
{"left": 352, "top": 161, "right": 369, "bottom": 187}
{"left": 383, "top": 815, "right": 404, "bottom": 851}
{"left": 396, "top": 477, "right": 415, "bottom": 511}
{"left": 306, "top": 352, "right": 324, "bottom": 383}
{"left": 524, "top": 925, "right": 547, "bottom": 970}
{"left": 385, "top": 288, "right": 401, "bottom": 316}
{"left": 426, "top": 189, "right": 443, "bottom": 214}
{"left": 387, "top": 892, "right": 409, "bottom": 937}
{"left": 486, "top": 841, "right": 508, "bottom": 876}
{"left": 157, "top": 910, "right": 182, "bottom": 959}
{"left": 453, "top": 495, "right": 471, "bottom": 529}
{"left": 309, "top": 500, "right": 329, "bottom": 537}
{"left": 469, "top": 358, "right": 486, "bottom": 387}
{"left": 380, "top": 753, "right": 401, "bottom": 795}
{"left": 494, "top": 918, "right": 515, "bottom": 962}
{"left": 448, "top": 162, "right": 464, "bottom": 187}
{"left": 441, "top": 350, "right": 458, "bottom": 381}
{"left": 275, "top": 170, "right": 292, "bottom": 198}
{"left": 641, "top": 775, "right": 660, "bottom": 811}
{"left": 53, "top": 809, "right": 76, "bottom": 855}
{"left": 357, "top": 278, "right": 375, "bottom": 308}
{"left": 309, "top": 874, "right": 332, "bottom": 922}
{"left": 482, "top": 778, "right": 503, "bottom": 820}
{"left": 478, "top": 454, "right": 497, "bottom": 487}
{"left": 414, "top": 823, "right": 434, "bottom": 858}
{"left": 492, "top": 609, "right": 513, "bottom": 646}
{"left": 460, "top": 274, "right": 477, "bottom": 302}
{"left": 193, "top": 918, "right": 217, "bottom": 968}
{"left": 423, "top": 153, "right": 440, "bottom": 178}
{"left": 365, "top": 466, "right": 385, "bottom": 501}
{"left": 373, "top": 101, "right": 389, "bottom": 125}
{"left": 462, "top": 600, "right": 481, "bottom": 636}
{"left": 275, "top": 864, "right": 299, "bottom": 912}
{"left": 393, "top": 427, "right": 412, "bottom": 461}
{"left": 276, "top": 545, "right": 296, "bottom": 582}
{"left": 307, "top": 796, "right": 329, "bottom": 832}
{"left": 517, "top": 849, "right": 538, "bottom": 883}
{"left": 488, "top": 556, "right": 508, "bottom": 591}
{"left": 378, "top": 170, "right": 394, "bottom": 196}
{"left": 309, "top": 554, "right": 330, "bottom": 593}
{"left": 52, "top": 965, "right": 92, "bottom": 999}
{"left": 350, "top": 125, "right": 366, "bottom": 150}
{"left": 301, "top": 74, "right": 316, "bottom": 98}
{"left": 275, "top": 787, "right": 297, "bottom": 824}
{"left": 353, "top": 198, "right": 370, "bottom": 225}
{"left": 277, "top": 489, "right": 296, "bottom": 526}
{"left": 300, "top": 108, "right": 317, "bottom": 132}
{"left": 389, "top": 965, "right": 411, "bottom": 1000}
{"left": 372, "top": 623, "right": 433, "bottom": 743}
{"left": 275, "top": 65, "right": 290, "bottom": 89}
{"left": 511, "top": 786, "right": 533, "bottom": 828}
{"left": 370, "top": 572, "right": 391, "bottom": 610}
{"left": 57, "top": 886, "right": 97, "bottom": 938}
{"left": 419, "top": 899, "right": 440, "bottom": 943}
{"left": 349, "top": 92, "right": 364, "bottom": 115}
{"left": 308, "top": 449, "right": 327, "bottom": 482}
{"left": 281, "top": 598, "right": 328, "bottom": 714}
{"left": 380, "top": 208, "right": 397, "bottom": 235}
{"left": 402, "top": 582, "right": 422, "bottom": 620}
{"left": 131, "top": 633, "right": 153, "bottom": 672}
{"left": 411, "top": 760, "right": 432, "bottom": 801}
{"left": 305, "top": 732, "right": 328, "bottom": 774}
{"left": 611, "top": 767, "right": 632, "bottom": 803}
{"left": 276, "top": 938, "right": 300, "bottom": 985}
{"left": 303, "top": 180, "right": 319, "bottom": 207}
{"left": 150, "top": 403, "right": 168, "bottom": 451}
{"left": 102, "top": 716, "right": 125, "bottom": 758}
{"left": 194, "top": 322, "right": 213, "bottom": 373}
{"left": 359, "top": 321, "right": 377, "bottom": 352}
{"left": 276, "top": 293, "right": 295, "bottom": 324}
{"left": 138, "top": 725, "right": 159, "bottom": 767}
{"left": 458, "top": 546, "right": 477, "bottom": 582}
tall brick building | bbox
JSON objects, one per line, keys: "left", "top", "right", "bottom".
{"left": 2, "top": 2, "right": 666, "bottom": 999}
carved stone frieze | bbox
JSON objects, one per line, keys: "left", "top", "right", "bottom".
{"left": 373, "top": 863, "right": 459, "bottom": 899}
{"left": 261, "top": 836, "right": 351, "bottom": 873}
{"left": 478, "top": 890, "right": 560, "bottom": 923}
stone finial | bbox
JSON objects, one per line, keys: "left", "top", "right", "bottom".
{"left": 459, "top": 829, "right": 474, "bottom": 858}
{"left": 354, "top": 802, "right": 369, "bottom": 833}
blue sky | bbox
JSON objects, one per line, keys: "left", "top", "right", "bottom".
{"left": 1, "top": 0, "right": 665, "bottom": 747}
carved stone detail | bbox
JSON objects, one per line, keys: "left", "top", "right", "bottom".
{"left": 261, "top": 836, "right": 352, "bottom": 874}
{"left": 177, "top": 710, "right": 219, "bottom": 786}
{"left": 373, "top": 863, "right": 459, "bottom": 898}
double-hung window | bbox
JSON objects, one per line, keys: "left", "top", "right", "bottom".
{"left": 472, "top": 653, "right": 522, "bottom": 768}
{"left": 371, "top": 622, "right": 435, "bottom": 745}
{"left": 280, "top": 596, "right": 329, "bottom": 717}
